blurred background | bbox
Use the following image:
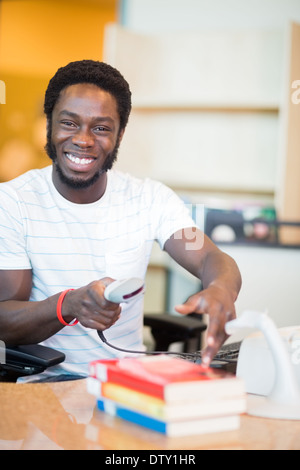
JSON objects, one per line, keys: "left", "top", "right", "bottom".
{"left": 1, "top": 0, "right": 300, "bottom": 330}
{"left": 0, "top": 0, "right": 118, "bottom": 180}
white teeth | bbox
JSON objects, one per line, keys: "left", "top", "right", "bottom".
{"left": 66, "top": 153, "right": 93, "bottom": 165}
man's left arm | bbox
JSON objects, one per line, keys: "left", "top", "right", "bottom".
{"left": 164, "top": 227, "right": 242, "bottom": 366}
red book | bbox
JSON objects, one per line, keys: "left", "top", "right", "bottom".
{"left": 89, "top": 355, "right": 245, "bottom": 403}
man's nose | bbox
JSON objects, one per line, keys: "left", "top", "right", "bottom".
{"left": 72, "top": 128, "right": 94, "bottom": 147}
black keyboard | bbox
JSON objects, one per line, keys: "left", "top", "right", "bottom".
{"left": 213, "top": 341, "right": 241, "bottom": 361}
{"left": 193, "top": 341, "right": 242, "bottom": 374}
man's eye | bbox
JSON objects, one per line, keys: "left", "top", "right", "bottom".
{"left": 61, "top": 121, "right": 76, "bottom": 127}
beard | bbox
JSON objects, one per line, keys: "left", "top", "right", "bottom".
{"left": 45, "top": 132, "right": 121, "bottom": 190}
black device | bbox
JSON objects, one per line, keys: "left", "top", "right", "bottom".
{"left": 193, "top": 341, "right": 241, "bottom": 373}
{"left": 0, "top": 343, "right": 65, "bottom": 381}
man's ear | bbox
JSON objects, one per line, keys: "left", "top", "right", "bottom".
{"left": 118, "top": 128, "right": 125, "bottom": 144}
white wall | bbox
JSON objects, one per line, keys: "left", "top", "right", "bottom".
{"left": 114, "top": 1, "right": 300, "bottom": 199}
{"left": 118, "top": 0, "right": 300, "bottom": 199}
{"left": 105, "top": 24, "right": 284, "bottom": 195}
{"left": 122, "top": 0, "right": 300, "bottom": 33}
{"left": 220, "top": 244, "right": 300, "bottom": 328}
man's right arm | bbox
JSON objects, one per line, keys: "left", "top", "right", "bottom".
{"left": 0, "top": 269, "right": 67, "bottom": 345}
{"left": 0, "top": 270, "right": 121, "bottom": 346}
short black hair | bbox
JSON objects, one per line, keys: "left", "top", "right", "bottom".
{"left": 44, "top": 60, "right": 132, "bottom": 131}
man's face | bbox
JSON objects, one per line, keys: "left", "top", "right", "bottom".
{"left": 50, "top": 83, "right": 123, "bottom": 191}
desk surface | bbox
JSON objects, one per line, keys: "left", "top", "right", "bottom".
{"left": 0, "top": 379, "right": 299, "bottom": 450}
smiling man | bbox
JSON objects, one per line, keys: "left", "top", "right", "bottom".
{"left": 0, "top": 60, "right": 241, "bottom": 381}
{"left": 50, "top": 84, "right": 124, "bottom": 199}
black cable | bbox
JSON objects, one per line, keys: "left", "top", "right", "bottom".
{"left": 98, "top": 331, "right": 239, "bottom": 363}
{"left": 97, "top": 330, "right": 202, "bottom": 361}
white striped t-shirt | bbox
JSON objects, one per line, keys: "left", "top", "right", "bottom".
{"left": 0, "top": 165, "right": 197, "bottom": 380}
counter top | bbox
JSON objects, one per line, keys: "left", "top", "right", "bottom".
{"left": 0, "top": 379, "right": 299, "bottom": 450}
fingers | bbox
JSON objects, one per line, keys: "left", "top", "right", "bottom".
{"left": 99, "top": 277, "right": 116, "bottom": 288}
{"left": 175, "top": 288, "right": 236, "bottom": 367}
{"left": 174, "top": 294, "right": 205, "bottom": 315}
{"left": 201, "top": 316, "right": 228, "bottom": 367}
{"left": 201, "top": 306, "right": 236, "bottom": 366}
{"left": 66, "top": 278, "right": 122, "bottom": 331}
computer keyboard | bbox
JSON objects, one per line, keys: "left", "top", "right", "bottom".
{"left": 213, "top": 341, "right": 241, "bottom": 361}
{"left": 193, "top": 341, "right": 242, "bottom": 374}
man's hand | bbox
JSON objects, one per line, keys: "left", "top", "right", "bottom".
{"left": 175, "top": 284, "right": 236, "bottom": 366}
{"left": 62, "top": 277, "right": 122, "bottom": 331}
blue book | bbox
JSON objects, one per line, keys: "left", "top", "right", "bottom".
{"left": 97, "top": 398, "right": 240, "bottom": 437}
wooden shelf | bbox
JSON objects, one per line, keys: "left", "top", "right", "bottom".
{"left": 132, "top": 104, "right": 279, "bottom": 114}
{"left": 169, "top": 184, "right": 275, "bottom": 197}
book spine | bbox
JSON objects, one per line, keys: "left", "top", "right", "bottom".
{"left": 87, "top": 376, "right": 165, "bottom": 409}
{"left": 96, "top": 398, "right": 241, "bottom": 437}
{"left": 88, "top": 359, "right": 246, "bottom": 403}
{"left": 97, "top": 398, "right": 168, "bottom": 434}
{"left": 90, "top": 361, "right": 166, "bottom": 399}
{"left": 101, "top": 381, "right": 166, "bottom": 414}
{"left": 87, "top": 377, "right": 247, "bottom": 421}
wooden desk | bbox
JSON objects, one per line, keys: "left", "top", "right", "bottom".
{"left": 0, "top": 379, "right": 299, "bottom": 450}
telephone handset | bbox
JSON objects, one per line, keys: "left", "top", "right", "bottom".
{"left": 0, "top": 343, "right": 65, "bottom": 380}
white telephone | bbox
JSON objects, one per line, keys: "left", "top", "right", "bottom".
{"left": 236, "top": 325, "right": 300, "bottom": 397}
{"left": 226, "top": 311, "right": 300, "bottom": 419}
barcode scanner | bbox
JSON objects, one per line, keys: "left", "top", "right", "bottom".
{"left": 104, "top": 278, "right": 145, "bottom": 303}
{"left": 98, "top": 278, "right": 145, "bottom": 348}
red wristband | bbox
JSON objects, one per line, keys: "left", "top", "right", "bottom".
{"left": 56, "top": 289, "right": 78, "bottom": 326}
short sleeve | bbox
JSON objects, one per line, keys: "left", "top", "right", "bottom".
{"left": 149, "top": 181, "right": 199, "bottom": 249}
{"left": 0, "top": 187, "right": 31, "bottom": 270}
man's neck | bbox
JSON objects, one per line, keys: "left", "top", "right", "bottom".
{"left": 51, "top": 166, "right": 108, "bottom": 204}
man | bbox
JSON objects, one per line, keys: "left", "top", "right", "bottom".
{"left": 0, "top": 60, "right": 241, "bottom": 381}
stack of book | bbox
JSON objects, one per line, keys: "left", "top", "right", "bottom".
{"left": 87, "top": 354, "right": 246, "bottom": 437}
